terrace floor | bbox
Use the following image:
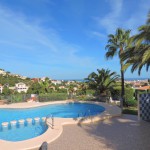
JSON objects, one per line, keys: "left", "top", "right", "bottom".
{"left": 48, "top": 115, "right": 150, "bottom": 150}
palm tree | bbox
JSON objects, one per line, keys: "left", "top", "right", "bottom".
{"left": 105, "top": 28, "right": 131, "bottom": 107}
{"left": 68, "top": 85, "right": 76, "bottom": 99}
{"left": 85, "top": 69, "right": 119, "bottom": 97}
{"left": 122, "top": 12, "right": 150, "bottom": 74}
{"left": 78, "top": 83, "right": 87, "bottom": 95}
{"left": 39, "top": 79, "right": 50, "bottom": 93}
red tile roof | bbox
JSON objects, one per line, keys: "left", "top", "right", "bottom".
{"left": 137, "top": 86, "right": 150, "bottom": 90}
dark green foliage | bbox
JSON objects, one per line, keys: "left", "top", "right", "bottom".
{"left": 77, "top": 83, "right": 87, "bottom": 96}
{"left": 2, "top": 87, "right": 11, "bottom": 95}
{"left": 124, "top": 88, "right": 135, "bottom": 101}
{"left": 0, "top": 94, "right": 30, "bottom": 103}
{"left": 57, "top": 88, "right": 67, "bottom": 93}
{"left": 122, "top": 12, "right": 150, "bottom": 75}
{"left": 39, "top": 93, "right": 67, "bottom": 102}
{"left": 0, "top": 74, "right": 30, "bottom": 86}
{"left": 111, "top": 87, "right": 135, "bottom": 101}
{"left": 86, "top": 90, "right": 95, "bottom": 95}
{"left": 85, "top": 69, "right": 119, "bottom": 95}
{"left": 27, "top": 83, "right": 43, "bottom": 94}
{"left": 126, "top": 99, "right": 137, "bottom": 107}
{"left": 123, "top": 107, "right": 138, "bottom": 115}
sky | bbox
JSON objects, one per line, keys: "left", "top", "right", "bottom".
{"left": 0, "top": 0, "right": 149, "bottom": 79}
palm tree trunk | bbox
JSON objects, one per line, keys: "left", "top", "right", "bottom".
{"left": 120, "top": 63, "right": 125, "bottom": 110}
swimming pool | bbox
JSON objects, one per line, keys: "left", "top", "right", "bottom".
{"left": 0, "top": 102, "right": 105, "bottom": 124}
{"left": 0, "top": 102, "right": 105, "bottom": 142}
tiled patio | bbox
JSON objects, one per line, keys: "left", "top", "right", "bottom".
{"left": 49, "top": 115, "right": 150, "bottom": 150}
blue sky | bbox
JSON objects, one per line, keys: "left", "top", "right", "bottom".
{"left": 0, "top": 0, "right": 149, "bottom": 79}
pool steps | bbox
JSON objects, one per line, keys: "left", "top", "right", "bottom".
{"left": 1, "top": 110, "right": 91, "bottom": 129}
{"left": 0, "top": 117, "right": 47, "bottom": 129}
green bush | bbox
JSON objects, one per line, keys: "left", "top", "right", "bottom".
{"left": 126, "top": 99, "right": 137, "bottom": 107}
{"left": 39, "top": 93, "right": 67, "bottom": 102}
{"left": 11, "top": 95, "right": 23, "bottom": 103}
{"left": 76, "top": 95, "right": 94, "bottom": 101}
{"left": 86, "top": 90, "right": 95, "bottom": 95}
{"left": 111, "top": 87, "right": 135, "bottom": 101}
{"left": 124, "top": 88, "right": 135, "bottom": 101}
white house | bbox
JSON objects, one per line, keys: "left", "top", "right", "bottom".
{"left": 0, "top": 70, "right": 6, "bottom": 75}
{"left": 0, "top": 84, "right": 3, "bottom": 93}
{"left": 15, "top": 82, "right": 29, "bottom": 93}
{"left": 51, "top": 80, "right": 62, "bottom": 85}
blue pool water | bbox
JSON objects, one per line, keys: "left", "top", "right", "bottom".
{"left": 0, "top": 121, "right": 48, "bottom": 141}
{"left": 0, "top": 103, "right": 105, "bottom": 124}
{"left": 0, "top": 103, "right": 105, "bottom": 141}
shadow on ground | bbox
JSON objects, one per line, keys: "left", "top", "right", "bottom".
{"left": 49, "top": 115, "right": 150, "bottom": 150}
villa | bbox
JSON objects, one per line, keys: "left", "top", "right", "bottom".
{"left": 15, "top": 82, "right": 29, "bottom": 93}
{"left": 0, "top": 70, "right": 6, "bottom": 75}
{"left": 51, "top": 80, "right": 62, "bottom": 85}
{"left": 0, "top": 84, "right": 3, "bottom": 93}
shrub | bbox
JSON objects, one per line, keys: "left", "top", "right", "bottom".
{"left": 126, "top": 99, "right": 137, "bottom": 107}
{"left": 124, "top": 88, "right": 135, "bottom": 101}
{"left": 86, "top": 90, "right": 95, "bottom": 96}
{"left": 76, "top": 95, "right": 94, "bottom": 101}
{"left": 111, "top": 87, "right": 135, "bottom": 101}
{"left": 39, "top": 93, "right": 67, "bottom": 102}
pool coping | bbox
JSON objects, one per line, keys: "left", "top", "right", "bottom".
{"left": 0, "top": 101, "right": 121, "bottom": 150}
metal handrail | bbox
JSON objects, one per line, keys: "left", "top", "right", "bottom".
{"left": 45, "top": 114, "right": 54, "bottom": 129}
{"left": 78, "top": 109, "right": 91, "bottom": 118}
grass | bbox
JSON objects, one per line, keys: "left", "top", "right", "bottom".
{"left": 123, "top": 107, "right": 138, "bottom": 115}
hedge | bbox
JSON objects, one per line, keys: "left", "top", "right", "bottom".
{"left": 39, "top": 93, "right": 68, "bottom": 102}
{"left": 111, "top": 87, "right": 135, "bottom": 101}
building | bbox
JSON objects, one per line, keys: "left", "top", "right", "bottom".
{"left": 136, "top": 86, "right": 150, "bottom": 91}
{"left": 0, "top": 84, "right": 3, "bottom": 93}
{"left": 31, "top": 78, "right": 40, "bottom": 83}
{"left": 51, "top": 80, "right": 62, "bottom": 85}
{"left": 0, "top": 70, "right": 6, "bottom": 75}
{"left": 15, "top": 82, "right": 29, "bottom": 93}
{"left": 20, "top": 76, "right": 27, "bottom": 79}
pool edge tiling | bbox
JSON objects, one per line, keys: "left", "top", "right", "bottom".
{"left": 0, "top": 101, "right": 122, "bottom": 150}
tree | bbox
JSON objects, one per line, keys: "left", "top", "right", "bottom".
{"left": 27, "top": 82, "right": 42, "bottom": 94}
{"left": 105, "top": 28, "right": 131, "bottom": 107}
{"left": 122, "top": 12, "right": 150, "bottom": 74}
{"left": 85, "top": 69, "right": 119, "bottom": 96}
{"left": 77, "top": 83, "right": 87, "bottom": 95}
{"left": 39, "top": 79, "right": 52, "bottom": 94}
{"left": 2, "top": 87, "right": 11, "bottom": 95}
{"left": 68, "top": 85, "right": 77, "bottom": 99}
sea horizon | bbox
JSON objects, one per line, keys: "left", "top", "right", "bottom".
{"left": 57, "top": 78, "right": 149, "bottom": 82}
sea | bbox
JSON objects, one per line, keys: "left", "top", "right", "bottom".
{"left": 60, "top": 78, "right": 149, "bottom": 82}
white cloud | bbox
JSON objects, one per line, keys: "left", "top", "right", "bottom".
{"left": 89, "top": 31, "right": 106, "bottom": 39}
{"left": 0, "top": 4, "right": 97, "bottom": 74}
{"left": 94, "top": 0, "right": 150, "bottom": 35}
{"left": 98, "top": 0, "right": 123, "bottom": 34}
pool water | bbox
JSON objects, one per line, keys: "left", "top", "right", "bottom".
{"left": 0, "top": 121, "right": 48, "bottom": 141}
{"left": 0, "top": 103, "right": 105, "bottom": 141}
{"left": 0, "top": 103, "right": 105, "bottom": 124}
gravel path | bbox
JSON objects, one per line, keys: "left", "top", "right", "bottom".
{"left": 48, "top": 115, "right": 150, "bottom": 150}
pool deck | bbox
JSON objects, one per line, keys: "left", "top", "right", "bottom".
{"left": 48, "top": 115, "right": 150, "bottom": 150}
{"left": 0, "top": 101, "right": 121, "bottom": 150}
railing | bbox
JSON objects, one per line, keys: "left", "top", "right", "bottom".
{"left": 45, "top": 114, "right": 54, "bottom": 129}
{"left": 78, "top": 109, "right": 91, "bottom": 118}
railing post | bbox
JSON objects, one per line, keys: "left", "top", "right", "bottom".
{"left": 137, "top": 93, "right": 140, "bottom": 121}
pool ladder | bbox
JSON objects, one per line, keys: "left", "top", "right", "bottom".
{"left": 78, "top": 110, "right": 91, "bottom": 118}
{"left": 45, "top": 114, "right": 54, "bottom": 129}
